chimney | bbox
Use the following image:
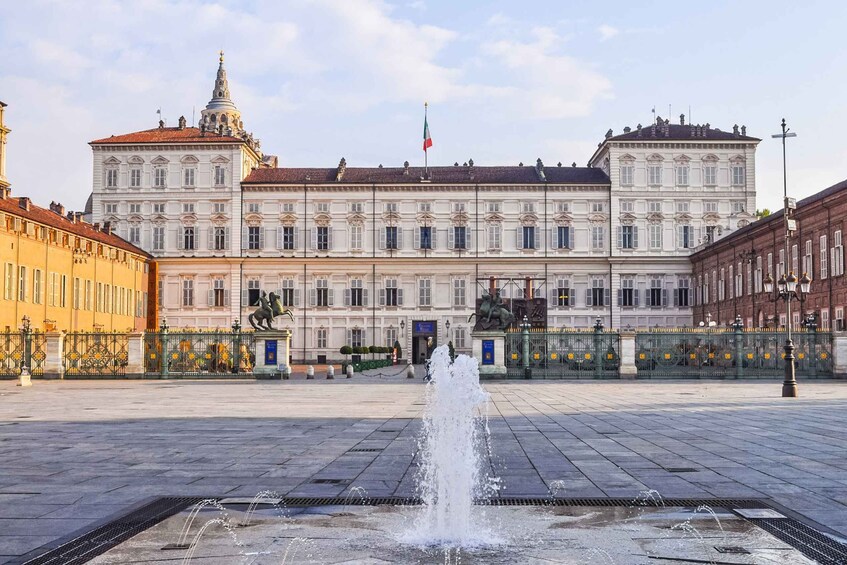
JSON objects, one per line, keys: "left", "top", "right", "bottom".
{"left": 403, "top": 160, "right": 410, "bottom": 175}
{"left": 102, "top": 221, "right": 113, "bottom": 235}
{"left": 741, "top": 125, "right": 747, "bottom": 136}
{"left": 680, "top": 113, "right": 685, "bottom": 125}
{"left": 0, "top": 186, "right": 9, "bottom": 200}
{"left": 336, "top": 157, "right": 347, "bottom": 181}
{"left": 623, "top": 126, "right": 631, "bottom": 133}
{"left": 605, "top": 128, "right": 613, "bottom": 139}
{"left": 93, "top": 222, "right": 100, "bottom": 231}
{"left": 178, "top": 115, "right": 186, "bottom": 130}
{"left": 18, "top": 197, "right": 30, "bottom": 211}
{"left": 733, "top": 124, "right": 739, "bottom": 136}
{"left": 49, "top": 201, "right": 65, "bottom": 216}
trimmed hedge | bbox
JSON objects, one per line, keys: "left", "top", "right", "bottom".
{"left": 353, "top": 358, "right": 393, "bottom": 372}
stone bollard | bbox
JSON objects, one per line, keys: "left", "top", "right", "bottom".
{"left": 282, "top": 365, "right": 291, "bottom": 380}
{"left": 326, "top": 365, "right": 334, "bottom": 379}
{"left": 346, "top": 364, "right": 353, "bottom": 378}
{"left": 306, "top": 365, "right": 314, "bottom": 380}
{"left": 17, "top": 366, "right": 32, "bottom": 387}
{"left": 406, "top": 363, "right": 415, "bottom": 379}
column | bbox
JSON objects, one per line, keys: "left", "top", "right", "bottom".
{"left": 619, "top": 331, "right": 637, "bottom": 378}
{"left": 125, "top": 332, "right": 145, "bottom": 377}
{"left": 43, "top": 331, "right": 65, "bottom": 380}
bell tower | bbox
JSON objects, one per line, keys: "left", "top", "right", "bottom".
{"left": 199, "top": 51, "right": 244, "bottom": 135}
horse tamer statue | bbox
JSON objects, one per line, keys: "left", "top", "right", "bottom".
{"left": 468, "top": 289, "right": 515, "bottom": 331}
{"left": 248, "top": 291, "right": 294, "bottom": 331}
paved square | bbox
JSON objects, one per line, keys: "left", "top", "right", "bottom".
{"left": 1, "top": 377, "right": 847, "bottom": 563}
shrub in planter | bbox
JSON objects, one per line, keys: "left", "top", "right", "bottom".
{"left": 360, "top": 346, "right": 370, "bottom": 355}
{"left": 340, "top": 345, "right": 353, "bottom": 356}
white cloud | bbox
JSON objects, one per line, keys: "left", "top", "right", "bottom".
{"left": 598, "top": 24, "right": 619, "bottom": 41}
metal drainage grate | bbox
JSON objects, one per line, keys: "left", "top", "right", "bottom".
{"left": 309, "top": 479, "right": 349, "bottom": 485}
{"left": 664, "top": 467, "right": 699, "bottom": 473}
{"left": 19, "top": 496, "right": 202, "bottom": 565}
{"left": 347, "top": 448, "right": 383, "bottom": 453}
{"left": 715, "top": 546, "right": 751, "bottom": 554}
{"left": 750, "top": 518, "right": 847, "bottom": 564}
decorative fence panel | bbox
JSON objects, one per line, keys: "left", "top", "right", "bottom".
{"left": 0, "top": 330, "right": 45, "bottom": 378}
{"left": 144, "top": 331, "right": 256, "bottom": 377}
{"left": 63, "top": 332, "right": 128, "bottom": 378}
{"left": 635, "top": 329, "right": 833, "bottom": 379}
{"left": 504, "top": 329, "right": 620, "bottom": 379}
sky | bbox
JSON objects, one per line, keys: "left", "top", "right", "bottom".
{"left": 1, "top": 0, "right": 846, "bottom": 213}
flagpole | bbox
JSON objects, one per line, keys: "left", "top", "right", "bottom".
{"left": 424, "top": 102, "right": 428, "bottom": 175}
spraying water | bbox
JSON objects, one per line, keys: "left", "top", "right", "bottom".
{"left": 404, "top": 346, "right": 499, "bottom": 547}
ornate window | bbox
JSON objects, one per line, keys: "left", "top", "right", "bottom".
{"left": 453, "top": 278, "right": 466, "bottom": 307}
{"left": 104, "top": 157, "right": 120, "bottom": 188}
{"left": 128, "top": 156, "right": 143, "bottom": 188}
{"left": 182, "top": 277, "right": 194, "bottom": 307}
{"left": 730, "top": 156, "right": 746, "bottom": 186}
{"left": 620, "top": 276, "right": 636, "bottom": 307}
{"left": 418, "top": 278, "right": 432, "bottom": 307}
{"left": 647, "top": 154, "right": 664, "bottom": 185}
{"left": 674, "top": 156, "right": 690, "bottom": 186}
{"left": 381, "top": 278, "right": 402, "bottom": 307}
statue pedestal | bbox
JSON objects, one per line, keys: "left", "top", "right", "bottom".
{"left": 253, "top": 330, "right": 291, "bottom": 379}
{"left": 472, "top": 330, "right": 508, "bottom": 377}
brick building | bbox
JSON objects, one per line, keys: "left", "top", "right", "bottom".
{"left": 691, "top": 178, "right": 847, "bottom": 330}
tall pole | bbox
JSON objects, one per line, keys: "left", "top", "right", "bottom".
{"left": 424, "top": 102, "right": 429, "bottom": 175}
{"left": 777, "top": 118, "right": 798, "bottom": 397}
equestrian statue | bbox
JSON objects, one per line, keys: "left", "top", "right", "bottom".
{"left": 248, "top": 291, "right": 294, "bottom": 331}
{"left": 468, "top": 288, "right": 515, "bottom": 331}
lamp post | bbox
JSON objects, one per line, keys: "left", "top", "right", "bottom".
{"left": 520, "top": 315, "right": 531, "bottom": 379}
{"left": 770, "top": 119, "right": 799, "bottom": 396}
{"left": 445, "top": 319, "right": 451, "bottom": 340}
{"left": 763, "top": 271, "right": 811, "bottom": 396}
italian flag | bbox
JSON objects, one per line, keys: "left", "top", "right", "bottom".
{"left": 423, "top": 116, "right": 433, "bottom": 152}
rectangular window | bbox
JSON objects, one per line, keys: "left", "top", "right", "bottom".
{"left": 182, "top": 203, "right": 195, "bottom": 214}
{"left": 556, "top": 202, "right": 569, "bottom": 213}
{"left": 183, "top": 168, "right": 195, "bottom": 187}
{"left": 104, "top": 203, "right": 118, "bottom": 214}
{"left": 648, "top": 164, "right": 662, "bottom": 185}
{"left": 619, "top": 225, "right": 637, "bottom": 249}
{"left": 73, "top": 277, "right": 80, "bottom": 310}
{"left": 676, "top": 277, "right": 690, "bottom": 307}
{"left": 676, "top": 201, "right": 690, "bottom": 213}
{"left": 419, "top": 226, "right": 432, "bottom": 250}
{"left": 732, "top": 165, "right": 745, "bottom": 186}
{"left": 183, "top": 226, "right": 196, "bottom": 250}
{"left": 648, "top": 201, "right": 662, "bottom": 213}
{"left": 649, "top": 277, "right": 664, "bottom": 307}
{"left": 153, "top": 203, "right": 166, "bottom": 214}
{"left": 281, "top": 226, "right": 296, "bottom": 250}
{"left": 732, "top": 201, "right": 745, "bottom": 214}
{"left": 556, "top": 226, "right": 572, "bottom": 249}
{"left": 106, "top": 168, "right": 118, "bottom": 188}
{"left": 60, "top": 275, "right": 67, "bottom": 308}
{"left": 214, "top": 165, "right": 226, "bottom": 186}
{"left": 383, "top": 278, "right": 401, "bottom": 307}
{"left": 803, "top": 239, "right": 813, "bottom": 275}
{"left": 154, "top": 167, "right": 166, "bottom": 188}
{"left": 213, "top": 202, "right": 226, "bottom": 214}
{"left": 385, "top": 327, "right": 398, "bottom": 348}
{"left": 212, "top": 277, "right": 226, "bottom": 307}
{"left": 778, "top": 248, "right": 785, "bottom": 278}
{"left": 48, "top": 272, "right": 57, "bottom": 306}
{"left": 248, "top": 226, "right": 262, "bottom": 250}
{"left": 649, "top": 224, "right": 662, "bottom": 249}
{"left": 18, "top": 266, "right": 26, "bottom": 302}
{"left": 128, "top": 203, "right": 141, "bottom": 214}
{"left": 351, "top": 202, "right": 364, "bottom": 213}
{"left": 620, "top": 165, "right": 633, "bottom": 186}
{"left": 350, "top": 328, "right": 364, "bottom": 348}
{"left": 454, "top": 202, "right": 468, "bottom": 213}
{"left": 247, "top": 202, "right": 260, "bottom": 213}
{"left": 316, "top": 202, "right": 329, "bottom": 213}
{"left": 32, "top": 269, "right": 42, "bottom": 304}
{"left": 590, "top": 278, "right": 606, "bottom": 307}
{"left": 182, "top": 278, "right": 194, "bottom": 307}
{"left": 521, "top": 202, "right": 534, "bottom": 214}
{"left": 314, "top": 226, "right": 332, "bottom": 251}
{"left": 453, "top": 226, "right": 467, "bottom": 249}
{"left": 104, "top": 284, "right": 112, "bottom": 313}
{"left": 522, "top": 226, "right": 536, "bottom": 250}
{"left": 676, "top": 165, "right": 689, "bottom": 186}
{"left": 591, "top": 226, "right": 605, "bottom": 250}
{"left": 153, "top": 226, "right": 165, "bottom": 251}
{"left": 419, "top": 278, "right": 432, "bottom": 307}
{"left": 385, "top": 202, "right": 398, "bottom": 213}
{"left": 487, "top": 202, "right": 502, "bottom": 213}
{"left": 247, "top": 278, "right": 260, "bottom": 306}
{"left": 735, "top": 262, "right": 744, "bottom": 298}
{"left": 385, "top": 226, "right": 398, "bottom": 250}
{"left": 488, "top": 223, "right": 501, "bottom": 250}
{"left": 821, "top": 235, "right": 828, "bottom": 279}
{"left": 315, "top": 279, "right": 330, "bottom": 307}
{"left": 833, "top": 230, "right": 844, "bottom": 276}
{"left": 316, "top": 328, "right": 328, "bottom": 349}
{"left": 85, "top": 280, "right": 92, "bottom": 310}
{"left": 349, "top": 278, "right": 364, "bottom": 307}
{"left": 130, "top": 168, "right": 141, "bottom": 188}
{"left": 453, "top": 279, "right": 466, "bottom": 307}
{"left": 704, "top": 164, "right": 717, "bottom": 185}
{"left": 556, "top": 280, "right": 573, "bottom": 307}
{"left": 282, "top": 202, "right": 295, "bottom": 213}
{"left": 704, "top": 201, "right": 718, "bottom": 213}
{"left": 350, "top": 224, "right": 363, "bottom": 250}
{"left": 280, "top": 279, "right": 297, "bottom": 307}
{"left": 4, "top": 263, "right": 12, "bottom": 300}
{"left": 620, "top": 200, "right": 634, "bottom": 213}
{"left": 213, "top": 227, "right": 227, "bottom": 251}
{"left": 620, "top": 277, "right": 636, "bottom": 307}
{"left": 591, "top": 202, "right": 605, "bottom": 213}
{"left": 705, "top": 225, "right": 717, "bottom": 244}
{"left": 678, "top": 225, "right": 694, "bottom": 249}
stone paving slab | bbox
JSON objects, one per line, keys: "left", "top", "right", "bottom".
{"left": 1, "top": 378, "right": 847, "bottom": 562}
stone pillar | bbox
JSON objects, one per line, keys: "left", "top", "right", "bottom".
{"left": 43, "top": 331, "right": 65, "bottom": 380}
{"left": 833, "top": 332, "right": 847, "bottom": 378}
{"left": 125, "top": 332, "right": 145, "bottom": 378}
{"left": 472, "top": 330, "right": 507, "bottom": 377}
{"left": 619, "top": 331, "right": 637, "bottom": 379}
{"left": 253, "top": 329, "right": 291, "bottom": 379}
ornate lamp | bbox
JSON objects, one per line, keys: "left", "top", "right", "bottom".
{"left": 763, "top": 274, "right": 774, "bottom": 294}
{"left": 785, "top": 272, "right": 798, "bottom": 294}
{"left": 799, "top": 272, "right": 812, "bottom": 295}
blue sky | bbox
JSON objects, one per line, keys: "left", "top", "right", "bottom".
{"left": 1, "top": 0, "right": 845, "bottom": 212}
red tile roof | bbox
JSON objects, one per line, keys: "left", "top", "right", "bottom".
{"left": 90, "top": 127, "right": 245, "bottom": 145}
{"left": 0, "top": 196, "right": 151, "bottom": 257}
{"left": 243, "top": 165, "right": 610, "bottom": 185}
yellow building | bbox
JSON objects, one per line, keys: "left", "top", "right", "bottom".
{"left": 0, "top": 103, "right": 152, "bottom": 333}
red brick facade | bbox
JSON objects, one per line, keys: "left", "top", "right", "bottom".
{"left": 691, "top": 179, "right": 847, "bottom": 330}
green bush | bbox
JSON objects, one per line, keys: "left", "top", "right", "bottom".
{"left": 360, "top": 346, "right": 370, "bottom": 355}
{"left": 340, "top": 345, "right": 353, "bottom": 355}
{"left": 393, "top": 340, "right": 402, "bottom": 359}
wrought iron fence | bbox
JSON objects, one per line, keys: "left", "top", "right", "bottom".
{"left": 635, "top": 328, "right": 833, "bottom": 379}
{"left": 0, "top": 330, "right": 45, "bottom": 378}
{"left": 144, "top": 331, "right": 256, "bottom": 377}
{"left": 504, "top": 329, "right": 620, "bottom": 379}
{"left": 63, "top": 332, "right": 128, "bottom": 378}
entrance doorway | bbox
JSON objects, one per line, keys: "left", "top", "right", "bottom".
{"left": 412, "top": 320, "right": 437, "bottom": 364}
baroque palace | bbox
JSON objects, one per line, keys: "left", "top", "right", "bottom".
{"left": 90, "top": 55, "right": 759, "bottom": 363}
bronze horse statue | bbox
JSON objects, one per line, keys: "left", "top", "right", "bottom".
{"left": 468, "top": 289, "right": 515, "bottom": 330}
{"left": 248, "top": 291, "right": 294, "bottom": 331}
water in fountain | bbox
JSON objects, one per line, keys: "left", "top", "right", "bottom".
{"left": 403, "top": 345, "right": 500, "bottom": 548}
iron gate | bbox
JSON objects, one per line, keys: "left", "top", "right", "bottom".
{"left": 505, "top": 329, "right": 620, "bottom": 379}
{"left": 0, "top": 329, "right": 45, "bottom": 378}
{"left": 144, "top": 330, "right": 256, "bottom": 377}
{"left": 63, "top": 332, "right": 129, "bottom": 378}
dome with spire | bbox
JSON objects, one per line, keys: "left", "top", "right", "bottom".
{"left": 199, "top": 51, "right": 245, "bottom": 135}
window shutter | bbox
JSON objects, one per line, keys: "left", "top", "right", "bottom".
{"left": 534, "top": 228, "right": 540, "bottom": 250}
{"left": 585, "top": 288, "right": 592, "bottom": 306}
{"left": 328, "top": 289, "right": 334, "bottom": 306}
{"left": 176, "top": 230, "right": 183, "bottom": 250}
{"left": 379, "top": 288, "right": 386, "bottom": 306}
{"left": 293, "top": 228, "right": 299, "bottom": 250}
{"left": 677, "top": 225, "right": 683, "bottom": 248}
{"left": 467, "top": 228, "right": 473, "bottom": 250}
{"left": 224, "top": 290, "right": 230, "bottom": 307}
{"left": 309, "top": 288, "right": 317, "bottom": 306}
{"left": 207, "top": 227, "right": 214, "bottom": 250}
{"left": 617, "top": 289, "right": 622, "bottom": 306}
{"left": 448, "top": 227, "right": 455, "bottom": 249}
{"left": 346, "top": 329, "right": 352, "bottom": 346}
{"left": 634, "top": 288, "right": 640, "bottom": 307}
{"left": 673, "top": 289, "right": 679, "bottom": 307}
{"left": 242, "top": 288, "right": 249, "bottom": 306}
{"left": 344, "top": 288, "right": 351, "bottom": 306}
{"left": 379, "top": 227, "right": 386, "bottom": 249}
{"left": 431, "top": 228, "right": 438, "bottom": 249}
{"left": 662, "top": 289, "right": 668, "bottom": 307}
{"left": 260, "top": 228, "right": 266, "bottom": 249}
{"left": 223, "top": 227, "right": 230, "bottom": 250}
{"left": 311, "top": 227, "right": 318, "bottom": 250}
{"left": 277, "top": 227, "right": 284, "bottom": 249}
{"left": 397, "top": 288, "right": 404, "bottom": 306}
{"left": 362, "top": 329, "right": 367, "bottom": 347}
{"left": 568, "top": 289, "right": 575, "bottom": 306}
{"left": 414, "top": 227, "right": 421, "bottom": 249}
{"left": 695, "top": 227, "right": 701, "bottom": 247}
{"left": 396, "top": 228, "right": 402, "bottom": 250}
{"left": 242, "top": 228, "right": 249, "bottom": 251}
{"left": 633, "top": 227, "right": 639, "bottom": 248}
{"left": 327, "top": 228, "right": 333, "bottom": 250}
{"left": 616, "top": 226, "right": 622, "bottom": 249}
{"left": 207, "top": 289, "right": 214, "bottom": 306}
{"left": 363, "top": 289, "right": 369, "bottom": 307}
{"left": 517, "top": 227, "right": 523, "bottom": 249}
{"left": 549, "top": 287, "right": 557, "bottom": 305}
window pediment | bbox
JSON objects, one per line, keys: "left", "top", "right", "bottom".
{"left": 519, "top": 212, "right": 538, "bottom": 225}
{"left": 151, "top": 155, "right": 169, "bottom": 165}
{"left": 152, "top": 215, "right": 167, "bottom": 224}
{"left": 647, "top": 153, "right": 664, "bottom": 162}
{"left": 701, "top": 154, "right": 719, "bottom": 162}
{"left": 702, "top": 212, "right": 722, "bottom": 224}
{"left": 554, "top": 212, "right": 573, "bottom": 224}
{"left": 127, "top": 214, "right": 144, "bottom": 223}
{"left": 647, "top": 212, "right": 664, "bottom": 224}
{"left": 313, "top": 212, "right": 332, "bottom": 224}
{"left": 180, "top": 213, "right": 197, "bottom": 225}
{"left": 675, "top": 212, "right": 693, "bottom": 222}
{"left": 104, "top": 214, "right": 120, "bottom": 223}
{"left": 244, "top": 213, "right": 263, "bottom": 226}
{"left": 588, "top": 213, "right": 608, "bottom": 224}
{"left": 619, "top": 212, "right": 637, "bottom": 225}
{"left": 180, "top": 155, "right": 199, "bottom": 164}
{"left": 210, "top": 213, "right": 229, "bottom": 223}
{"left": 451, "top": 211, "right": 469, "bottom": 224}
{"left": 382, "top": 211, "right": 400, "bottom": 223}
{"left": 674, "top": 154, "right": 691, "bottom": 163}
{"left": 128, "top": 156, "right": 144, "bottom": 165}
{"left": 484, "top": 212, "right": 504, "bottom": 223}
{"left": 211, "top": 155, "right": 230, "bottom": 164}
{"left": 103, "top": 156, "right": 121, "bottom": 165}
{"left": 416, "top": 212, "right": 435, "bottom": 224}
{"left": 347, "top": 213, "right": 366, "bottom": 224}
{"left": 618, "top": 153, "right": 636, "bottom": 163}
{"left": 279, "top": 213, "right": 298, "bottom": 226}
{"left": 729, "top": 155, "right": 746, "bottom": 164}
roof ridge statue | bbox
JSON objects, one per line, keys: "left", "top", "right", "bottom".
{"left": 248, "top": 290, "right": 293, "bottom": 331}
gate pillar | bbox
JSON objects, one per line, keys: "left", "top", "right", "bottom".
{"left": 619, "top": 331, "right": 637, "bottom": 379}
{"left": 126, "top": 332, "right": 145, "bottom": 377}
{"left": 43, "top": 331, "right": 64, "bottom": 380}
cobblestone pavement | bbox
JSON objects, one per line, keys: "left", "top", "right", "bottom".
{"left": 1, "top": 377, "right": 846, "bottom": 562}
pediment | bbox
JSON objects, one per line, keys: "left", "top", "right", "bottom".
{"left": 313, "top": 212, "right": 332, "bottom": 224}
{"left": 553, "top": 212, "right": 573, "bottom": 223}
{"left": 416, "top": 212, "right": 435, "bottom": 224}
{"left": 180, "top": 213, "right": 198, "bottom": 225}
{"left": 702, "top": 212, "right": 722, "bottom": 223}
{"left": 729, "top": 154, "right": 746, "bottom": 164}
{"left": 127, "top": 215, "right": 144, "bottom": 223}
{"left": 128, "top": 156, "right": 144, "bottom": 165}
{"left": 279, "top": 213, "right": 298, "bottom": 226}
{"left": 485, "top": 212, "right": 504, "bottom": 223}
{"left": 619, "top": 212, "right": 637, "bottom": 225}
{"left": 701, "top": 154, "right": 719, "bottom": 162}
{"left": 104, "top": 215, "right": 120, "bottom": 224}
{"left": 211, "top": 155, "right": 230, "bottom": 164}
{"left": 519, "top": 212, "right": 538, "bottom": 224}
{"left": 673, "top": 154, "right": 691, "bottom": 163}
{"left": 647, "top": 212, "right": 664, "bottom": 223}
{"left": 451, "top": 211, "right": 469, "bottom": 223}
{"left": 210, "top": 213, "right": 229, "bottom": 223}
{"left": 103, "top": 156, "right": 121, "bottom": 165}
{"left": 347, "top": 213, "right": 366, "bottom": 224}
{"left": 647, "top": 153, "right": 664, "bottom": 162}
{"left": 618, "top": 153, "right": 636, "bottom": 162}
{"left": 152, "top": 214, "right": 167, "bottom": 224}
{"left": 382, "top": 211, "right": 400, "bottom": 223}
{"left": 243, "top": 212, "right": 263, "bottom": 225}
{"left": 588, "top": 213, "right": 608, "bottom": 224}
{"left": 180, "top": 155, "right": 199, "bottom": 164}
{"left": 675, "top": 212, "right": 693, "bottom": 222}
{"left": 151, "top": 155, "right": 169, "bottom": 165}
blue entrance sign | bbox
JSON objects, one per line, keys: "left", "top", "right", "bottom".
{"left": 265, "top": 339, "right": 277, "bottom": 365}
{"left": 482, "top": 340, "right": 494, "bottom": 365}
{"left": 414, "top": 321, "right": 435, "bottom": 334}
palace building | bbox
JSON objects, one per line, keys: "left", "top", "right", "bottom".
{"left": 89, "top": 55, "right": 760, "bottom": 363}
{"left": 0, "top": 102, "right": 152, "bottom": 333}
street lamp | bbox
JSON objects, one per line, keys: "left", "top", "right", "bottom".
{"left": 770, "top": 118, "right": 800, "bottom": 397}
{"left": 445, "top": 319, "right": 451, "bottom": 339}
{"left": 763, "top": 271, "right": 811, "bottom": 396}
